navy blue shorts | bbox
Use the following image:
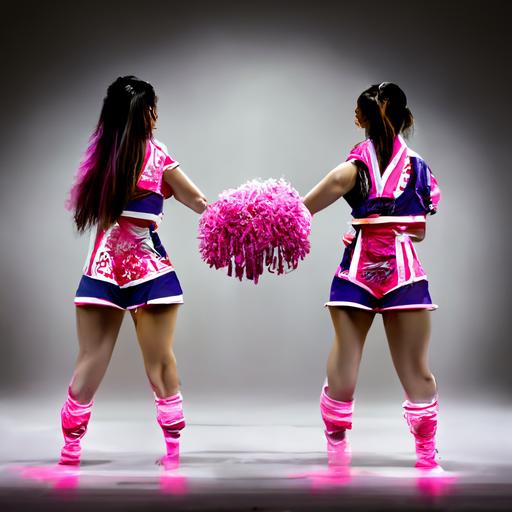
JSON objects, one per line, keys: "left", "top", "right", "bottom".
{"left": 325, "top": 277, "right": 437, "bottom": 312}
{"left": 75, "top": 271, "right": 184, "bottom": 310}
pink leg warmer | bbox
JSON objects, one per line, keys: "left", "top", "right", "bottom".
{"left": 320, "top": 382, "right": 354, "bottom": 466}
{"left": 403, "top": 397, "right": 439, "bottom": 468}
{"left": 59, "top": 387, "right": 93, "bottom": 465}
{"left": 155, "top": 392, "right": 186, "bottom": 463}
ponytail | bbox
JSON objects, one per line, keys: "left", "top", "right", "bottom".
{"left": 356, "top": 82, "right": 414, "bottom": 170}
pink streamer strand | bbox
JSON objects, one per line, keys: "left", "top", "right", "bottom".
{"left": 198, "top": 179, "right": 312, "bottom": 284}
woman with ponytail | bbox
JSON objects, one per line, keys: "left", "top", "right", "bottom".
{"left": 60, "top": 76, "right": 207, "bottom": 467}
{"left": 303, "top": 83, "right": 442, "bottom": 469}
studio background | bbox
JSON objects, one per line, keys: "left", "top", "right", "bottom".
{"left": 1, "top": 0, "right": 510, "bottom": 408}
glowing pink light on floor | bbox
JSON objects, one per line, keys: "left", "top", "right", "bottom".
{"left": 12, "top": 464, "right": 80, "bottom": 490}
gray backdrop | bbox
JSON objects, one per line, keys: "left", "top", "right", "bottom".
{"left": 1, "top": 0, "right": 511, "bottom": 404}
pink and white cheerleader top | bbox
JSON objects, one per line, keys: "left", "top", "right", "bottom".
{"left": 331, "top": 135, "right": 441, "bottom": 301}
{"left": 74, "top": 138, "right": 184, "bottom": 310}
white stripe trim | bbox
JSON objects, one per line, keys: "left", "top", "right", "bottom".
{"left": 147, "top": 295, "right": 184, "bottom": 305}
{"left": 119, "top": 267, "right": 175, "bottom": 288}
{"left": 336, "top": 272, "right": 379, "bottom": 296}
{"left": 126, "top": 296, "right": 184, "bottom": 310}
{"left": 351, "top": 215, "right": 426, "bottom": 225}
{"left": 324, "top": 301, "right": 373, "bottom": 310}
{"left": 163, "top": 162, "right": 180, "bottom": 172}
{"left": 404, "top": 239, "right": 415, "bottom": 280}
{"left": 396, "top": 236, "right": 406, "bottom": 284}
{"left": 83, "top": 226, "right": 98, "bottom": 273}
{"left": 74, "top": 297, "right": 125, "bottom": 310}
{"left": 348, "top": 231, "right": 363, "bottom": 279}
{"left": 409, "top": 240, "right": 421, "bottom": 265}
{"left": 383, "top": 275, "right": 428, "bottom": 295}
{"left": 120, "top": 211, "right": 163, "bottom": 223}
{"left": 379, "top": 304, "right": 438, "bottom": 311}
{"left": 368, "top": 141, "right": 382, "bottom": 195}
{"left": 379, "top": 135, "right": 407, "bottom": 193}
{"left": 406, "top": 148, "right": 423, "bottom": 159}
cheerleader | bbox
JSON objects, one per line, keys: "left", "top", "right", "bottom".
{"left": 60, "top": 76, "right": 207, "bottom": 466}
{"left": 303, "top": 83, "right": 441, "bottom": 469}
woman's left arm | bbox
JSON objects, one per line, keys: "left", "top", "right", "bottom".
{"left": 163, "top": 167, "right": 208, "bottom": 214}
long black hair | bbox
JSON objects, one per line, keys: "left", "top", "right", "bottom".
{"left": 69, "top": 76, "right": 157, "bottom": 232}
{"left": 356, "top": 82, "right": 414, "bottom": 171}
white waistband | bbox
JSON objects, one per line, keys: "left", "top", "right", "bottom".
{"left": 351, "top": 215, "right": 426, "bottom": 226}
{"left": 120, "top": 210, "right": 163, "bottom": 225}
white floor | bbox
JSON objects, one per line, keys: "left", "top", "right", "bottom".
{"left": 1, "top": 397, "right": 511, "bottom": 510}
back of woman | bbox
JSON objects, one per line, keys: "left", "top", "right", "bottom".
{"left": 60, "top": 76, "right": 207, "bottom": 468}
{"left": 303, "top": 82, "right": 442, "bottom": 470}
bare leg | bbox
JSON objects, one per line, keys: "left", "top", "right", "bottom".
{"left": 326, "top": 307, "right": 375, "bottom": 402}
{"left": 320, "top": 307, "right": 375, "bottom": 465}
{"left": 60, "top": 305, "right": 124, "bottom": 464}
{"left": 131, "top": 304, "right": 184, "bottom": 465}
{"left": 383, "top": 309, "right": 439, "bottom": 468}
{"left": 71, "top": 306, "right": 125, "bottom": 402}
{"left": 382, "top": 310, "right": 436, "bottom": 402}
{"left": 130, "top": 304, "right": 180, "bottom": 397}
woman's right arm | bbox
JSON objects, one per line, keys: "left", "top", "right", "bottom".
{"left": 302, "top": 161, "right": 358, "bottom": 215}
{"left": 163, "top": 167, "right": 208, "bottom": 214}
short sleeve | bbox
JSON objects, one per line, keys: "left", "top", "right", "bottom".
{"left": 159, "top": 143, "right": 179, "bottom": 199}
{"left": 163, "top": 154, "right": 177, "bottom": 169}
{"left": 137, "top": 139, "right": 180, "bottom": 199}
{"left": 158, "top": 140, "right": 180, "bottom": 172}
{"left": 413, "top": 156, "right": 440, "bottom": 215}
{"left": 427, "top": 169, "right": 441, "bottom": 214}
{"left": 346, "top": 141, "right": 366, "bottom": 165}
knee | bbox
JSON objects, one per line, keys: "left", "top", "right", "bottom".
{"left": 402, "top": 368, "right": 434, "bottom": 385}
{"left": 398, "top": 358, "right": 432, "bottom": 381}
{"left": 69, "top": 380, "right": 95, "bottom": 404}
{"left": 403, "top": 372, "right": 437, "bottom": 402}
{"left": 146, "top": 354, "right": 176, "bottom": 373}
{"left": 326, "top": 377, "right": 356, "bottom": 402}
{"left": 145, "top": 355, "right": 177, "bottom": 388}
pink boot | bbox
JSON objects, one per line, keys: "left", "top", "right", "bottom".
{"left": 403, "top": 397, "right": 440, "bottom": 469}
{"left": 59, "top": 387, "right": 93, "bottom": 465}
{"left": 320, "top": 382, "right": 354, "bottom": 466}
{"left": 155, "top": 392, "right": 186, "bottom": 467}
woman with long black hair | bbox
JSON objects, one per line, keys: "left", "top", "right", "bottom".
{"left": 303, "top": 82, "right": 442, "bottom": 469}
{"left": 60, "top": 76, "right": 207, "bottom": 466}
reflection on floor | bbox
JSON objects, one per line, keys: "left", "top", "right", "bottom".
{"left": 1, "top": 398, "right": 511, "bottom": 510}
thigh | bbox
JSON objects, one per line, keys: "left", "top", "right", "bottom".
{"left": 130, "top": 304, "right": 180, "bottom": 364}
{"left": 76, "top": 306, "right": 125, "bottom": 355}
{"left": 328, "top": 306, "right": 375, "bottom": 353}
{"left": 382, "top": 310, "right": 431, "bottom": 372}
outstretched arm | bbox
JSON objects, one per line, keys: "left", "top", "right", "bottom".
{"left": 302, "top": 161, "right": 358, "bottom": 215}
{"left": 163, "top": 167, "right": 208, "bottom": 214}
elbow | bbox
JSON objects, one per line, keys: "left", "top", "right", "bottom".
{"left": 175, "top": 192, "right": 208, "bottom": 214}
{"left": 193, "top": 195, "right": 208, "bottom": 214}
{"left": 302, "top": 196, "right": 317, "bottom": 216}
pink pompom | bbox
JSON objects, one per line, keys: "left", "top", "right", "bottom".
{"left": 199, "top": 179, "right": 312, "bottom": 284}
